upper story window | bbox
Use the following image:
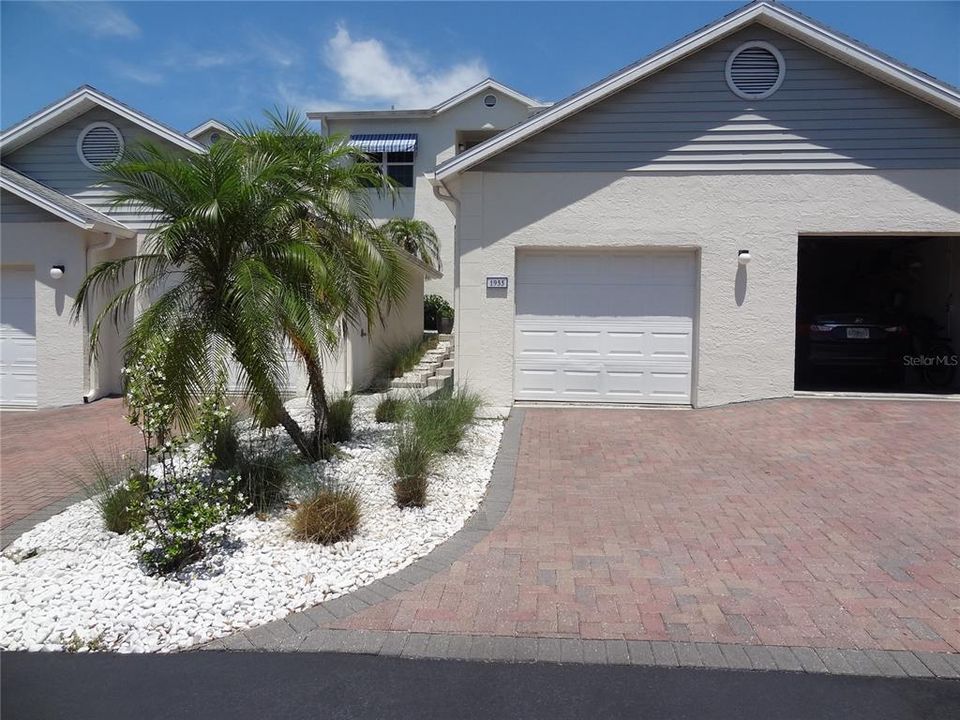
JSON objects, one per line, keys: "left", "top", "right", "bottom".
{"left": 350, "top": 134, "right": 418, "bottom": 188}
{"left": 77, "top": 122, "right": 124, "bottom": 171}
{"left": 365, "top": 151, "right": 415, "bottom": 187}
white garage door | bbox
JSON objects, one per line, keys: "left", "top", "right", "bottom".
{"left": 1, "top": 268, "right": 38, "bottom": 408}
{"left": 514, "top": 251, "right": 695, "bottom": 404}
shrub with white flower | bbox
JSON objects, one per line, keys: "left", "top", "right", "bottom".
{"left": 123, "top": 338, "right": 247, "bottom": 574}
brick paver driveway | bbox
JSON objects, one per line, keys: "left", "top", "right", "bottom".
{"left": 338, "top": 399, "right": 960, "bottom": 654}
{"left": 0, "top": 398, "right": 143, "bottom": 532}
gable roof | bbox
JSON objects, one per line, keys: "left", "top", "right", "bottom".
{"left": 186, "top": 119, "right": 233, "bottom": 139}
{"left": 0, "top": 85, "right": 205, "bottom": 156}
{"left": 434, "top": 1, "right": 960, "bottom": 181}
{"left": 308, "top": 78, "right": 549, "bottom": 124}
{"left": 0, "top": 164, "right": 134, "bottom": 236}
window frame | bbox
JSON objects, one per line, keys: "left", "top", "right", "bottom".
{"left": 364, "top": 150, "right": 416, "bottom": 188}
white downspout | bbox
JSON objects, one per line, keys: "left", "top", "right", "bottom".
{"left": 431, "top": 177, "right": 461, "bottom": 380}
{"left": 83, "top": 232, "right": 118, "bottom": 403}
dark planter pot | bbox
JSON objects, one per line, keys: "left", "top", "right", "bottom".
{"left": 424, "top": 309, "right": 439, "bottom": 332}
{"left": 438, "top": 316, "right": 454, "bottom": 334}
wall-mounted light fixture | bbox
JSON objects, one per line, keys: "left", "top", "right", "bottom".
{"left": 50, "top": 265, "right": 65, "bottom": 280}
{"left": 737, "top": 250, "right": 752, "bottom": 266}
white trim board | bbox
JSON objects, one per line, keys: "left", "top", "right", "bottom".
{"left": 1, "top": 85, "right": 205, "bottom": 156}
{"left": 0, "top": 167, "right": 133, "bottom": 235}
{"left": 309, "top": 78, "right": 549, "bottom": 123}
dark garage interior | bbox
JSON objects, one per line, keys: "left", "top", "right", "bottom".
{"left": 795, "top": 235, "right": 960, "bottom": 394}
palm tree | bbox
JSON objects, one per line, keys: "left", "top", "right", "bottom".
{"left": 232, "top": 112, "right": 410, "bottom": 450}
{"left": 380, "top": 218, "right": 441, "bottom": 271}
{"left": 74, "top": 115, "right": 408, "bottom": 461}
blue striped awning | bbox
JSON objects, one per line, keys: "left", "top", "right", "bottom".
{"left": 349, "top": 133, "right": 418, "bottom": 153}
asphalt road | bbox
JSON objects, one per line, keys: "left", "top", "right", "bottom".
{"left": 3, "top": 650, "right": 959, "bottom": 720}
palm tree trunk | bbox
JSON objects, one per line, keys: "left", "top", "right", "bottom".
{"left": 274, "top": 402, "right": 319, "bottom": 462}
{"left": 302, "top": 352, "right": 330, "bottom": 458}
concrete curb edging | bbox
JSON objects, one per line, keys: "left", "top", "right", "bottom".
{"left": 204, "top": 407, "right": 960, "bottom": 680}
{"left": 206, "top": 628, "right": 960, "bottom": 679}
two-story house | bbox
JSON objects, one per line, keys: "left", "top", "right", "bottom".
{"left": 0, "top": 87, "right": 438, "bottom": 409}
{"left": 310, "top": 79, "right": 549, "bottom": 301}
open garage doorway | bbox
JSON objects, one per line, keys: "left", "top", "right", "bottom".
{"left": 795, "top": 236, "right": 960, "bottom": 395}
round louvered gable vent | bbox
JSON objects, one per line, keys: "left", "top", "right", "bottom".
{"left": 77, "top": 122, "right": 124, "bottom": 170}
{"left": 725, "top": 42, "right": 785, "bottom": 100}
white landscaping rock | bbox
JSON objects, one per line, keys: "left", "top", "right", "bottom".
{"left": 0, "top": 395, "right": 503, "bottom": 653}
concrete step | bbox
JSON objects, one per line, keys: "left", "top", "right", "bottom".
{"left": 427, "top": 375, "right": 453, "bottom": 389}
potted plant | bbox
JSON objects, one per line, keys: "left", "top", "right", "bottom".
{"left": 424, "top": 294, "right": 454, "bottom": 333}
{"left": 438, "top": 303, "right": 454, "bottom": 334}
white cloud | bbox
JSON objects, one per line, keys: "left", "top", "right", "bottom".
{"left": 45, "top": 2, "right": 140, "bottom": 39}
{"left": 111, "top": 62, "right": 163, "bottom": 85}
{"left": 247, "top": 30, "right": 302, "bottom": 69}
{"left": 276, "top": 84, "right": 352, "bottom": 113}
{"left": 163, "top": 48, "right": 244, "bottom": 70}
{"left": 324, "top": 25, "right": 488, "bottom": 108}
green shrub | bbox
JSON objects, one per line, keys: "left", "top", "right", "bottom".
{"left": 209, "top": 409, "right": 242, "bottom": 471}
{"left": 291, "top": 486, "right": 361, "bottom": 544}
{"left": 392, "top": 424, "right": 434, "bottom": 508}
{"left": 424, "top": 294, "right": 454, "bottom": 331}
{"left": 127, "top": 370, "right": 246, "bottom": 574}
{"left": 375, "top": 396, "right": 407, "bottom": 423}
{"left": 409, "top": 387, "right": 483, "bottom": 454}
{"left": 378, "top": 335, "right": 439, "bottom": 380}
{"left": 234, "top": 441, "right": 298, "bottom": 514}
{"left": 327, "top": 396, "right": 355, "bottom": 442}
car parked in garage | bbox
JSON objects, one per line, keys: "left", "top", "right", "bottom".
{"left": 797, "top": 312, "right": 904, "bottom": 379}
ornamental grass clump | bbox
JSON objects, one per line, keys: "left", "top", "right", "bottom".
{"left": 327, "top": 396, "right": 355, "bottom": 443}
{"left": 78, "top": 449, "right": 147, "bottom": 535}
{"left": 99, "top": 474, "right": 149, "bottom": 535}
{"left": 391, "top": 424, "right": 434, "bottom": 508}
{"left": 290, "top": 486, "right": 361, "bottom": 544}
{"left": 375, "top": 395, "right": 407, "bottom": 423}
{"left": 409, "top": 387, "right": 483, "bottom": 454}
{"left": 234, "top": 440, "right": 299, "bottom": 514}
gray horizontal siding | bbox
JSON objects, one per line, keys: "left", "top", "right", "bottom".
{"left": 479, "top": 25, "right": 960, "bottom": 173}
{"left": 1, "top": 190, "right": 58, "bottom": 223}
{"left": 2, "top": 107, "right": 181, "bottom": 232}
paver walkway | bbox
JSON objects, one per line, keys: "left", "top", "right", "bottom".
{"left": 332, "top": 399, "right": 960, "bottom": 654}
{"left": 0, "top": 398, "right": 143, "bottom": 536}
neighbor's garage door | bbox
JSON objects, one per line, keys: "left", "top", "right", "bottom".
{"left": 1, "top": 268, "right": 38, "bottom": 408}
{"left": 514, "top": 251, "right": 695, "bottom": 404}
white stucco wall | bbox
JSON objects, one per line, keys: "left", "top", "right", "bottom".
{"left": 324, "top": 91, "right": 537, "bottom": 301}
{"left": 351, "top": 263, "right": 426, "bottom": 391}
{"left": 286, "top": 262, "right": 427, "bottom": 398}
{"left": 1, "top": 220, "right": 90, "bottom": 407}
{"left": 453, "top": 169, "right": 960, "bottom": 408}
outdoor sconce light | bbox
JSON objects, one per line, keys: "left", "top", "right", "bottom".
{"left": 49, "top": 265, "right": 65, "bottom": 280}
{"left": 737, "top": 250, "right": 751, "bottom": 266}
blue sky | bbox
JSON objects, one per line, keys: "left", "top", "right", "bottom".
{"left": 2, "top": 1, "right": 958, "bottom": 132}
